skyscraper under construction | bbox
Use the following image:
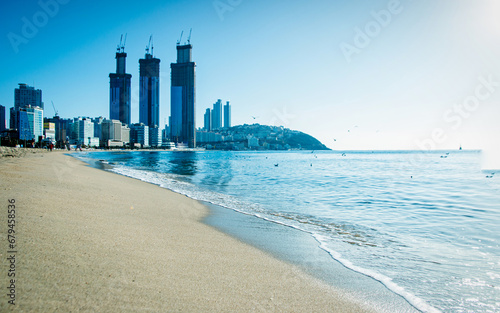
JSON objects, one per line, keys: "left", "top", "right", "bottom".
{"left": 170, "top": 36, "right": 196, "bottom": 148}
{"left": 139, "top": 36, "right": 160, "bottom": 146}
{"left": 109, "top": 35, "right": 132, "bottom": 126}
{"left": 139, "top": 36, "right": 160, "bottom": 129}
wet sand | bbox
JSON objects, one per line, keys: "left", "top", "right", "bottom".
{"left": 0, "top": 150, "right": 375, "bottom": 312}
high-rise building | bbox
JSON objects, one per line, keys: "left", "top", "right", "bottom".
{"left": 25, "top": 105, "right": 43, "bottom": 141}
{"left": 71, "top": 117, "right": 96, "bottom": 146}
{"left": 204, "top": 108, "right": 211, "bottom": 131}
{"left": 139, "top": 41, "right": 160, "bottom": 136}
{"left": 224, "top": 101, "right": 231, "bottom": 129}
{"left": 162, "top": 124, "right": 170, "bottom": 143}
{"left": 11, "top": 83, "right": 44, "bottom": 132}
{"left": 43, "top": 122, "right": 56, "bottom": 141}
{"left": 14, "top": 105, "right": 43, "bottom": 141}
{"left": 91, "top": 117, "right": 104, "bottom": 142}
{"left": 0, "top": 105, "right": 5, "bottom": 131}
{"left": 130, "top": 123, "right": 149, "bottom": 147}
{"left": 45, "top": 116, "right": 71, "bottom": 146}
{"left": 15, "top": 83, "right": 43, "bottom": 110}
{"left": 101, "top": 119, "right": 130, "bottom": 146}
{"left": 101, "top": 119, "right": 123, "bottom": 142}
{"left": 170, "top": 42, "right": 196, "bottom": 148}
{"left": 212, "top": 99, "right": 222, "bottom": 130}
{"left": 149, "top": 126, "right": 161, "bottom": 147}
{"left": 109, "top": 41, "right": 132, "bottom": 126}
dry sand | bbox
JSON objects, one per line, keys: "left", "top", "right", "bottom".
{"left": 0, "top": 150, "right": 375, "bottom": 312}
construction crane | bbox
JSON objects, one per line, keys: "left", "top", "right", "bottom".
{"left": 116, "top": 34, "right": 122, "bottom": 52}
{"left": 51, "top": 101, "right": 58, "bottom": 117}
{"left": 150, "top": 35, "right": 154, "bottom": 56}
{"left": 146, "top": 35, "right": 153, "bottom": 55}
{"left": 177, "top": 31, "right": 183, "bottom": 45}
{"left": 187, "top": 28, "right": 192, "bottom": 44}
{"left": 117, "top": 34, "right": 127, "bottom": 53}
{"left": 121, "top": 33, "right": 127, "bottom": 52}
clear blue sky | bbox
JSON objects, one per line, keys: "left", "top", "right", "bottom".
{"left": 1, "top": 0, "right": 499, "bottom": 161}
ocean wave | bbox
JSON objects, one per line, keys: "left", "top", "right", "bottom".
{"left": 108, "top": 164, "right": 440, "bottom": 313}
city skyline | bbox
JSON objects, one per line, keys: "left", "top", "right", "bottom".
{"left": 1, "top": 0, "right": 499, "bottom": 163}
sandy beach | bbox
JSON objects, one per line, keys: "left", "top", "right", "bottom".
{"left": 0, "top": 150, "right": 375, "bottom": 312}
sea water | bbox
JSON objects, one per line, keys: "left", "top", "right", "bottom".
{"left": 76, "top": 150, "right": 500, "bottom": 313}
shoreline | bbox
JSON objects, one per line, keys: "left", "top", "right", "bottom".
{"left": 0, "top": 151, "right": 376, "bottom": 312}
{"left": 203, "top": 202, "right": 420, "bottom": 313}
{"left": 77, "top": 150, "right": 420, "bottom": 312}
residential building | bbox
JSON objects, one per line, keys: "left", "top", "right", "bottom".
{"left": 212, "top": 99, "right": 222, "bottom": 130}
{"left": 101, "top": 119, "right": 123, "bottom": 142}
{"left": 71, "top": 117, "right": 98, "bottom": 146}
{"left": 92, "top": 117, "right": 104, "bottom": 141}
{"left": 247, "top": 135, "right": 259, "bottom": 148}
{"left": 109, "top": 42, "right": 132, "bottom": 126}
{"left": 15, "top": 105, "right": 43, "bottom": 142}
{"left": 44, "top": 116, "right": 72, "bottom": 146}
{"left": 148, "top": 126, "right": 161, "bottom": 147}
{"left": 162, "top": 124, "right": 170, "bottom": 143}
{"left": 204, "top": 108, "right": 211, "bottom": 131}
{"left": 170, "top": 42, "right": 196, "bottom": 147}
{"left": 139, "top": 42, "right": 160, "bottom": 138}
{"left": 0, "top": 105, "right": 5, "bottom": 131}
{"left": 15, "top": 83, "right": 43, "bottom": 110}
{"left": 101, "top": 119, "right": 129, "bottom": 147}
{"left": 11, "top": 84, "right": 44, "bottom": 132}
{"left": 197, "top": 130, "right": 223, "bottom": 143}
{"left": 121, "top": 124, "right": 130, "bottom": 144}
{"left": 224, "top": 101, "right": 231, "bottom": 129}
{"left": 44, "top": 122, "right": 55, "bottom": 140}
{"left": 130, "top": 123, "right": 149, "bottom": 147}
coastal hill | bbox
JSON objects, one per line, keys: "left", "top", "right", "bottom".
{"left": 204, "top": 124, "right": 330, "bottom": 151}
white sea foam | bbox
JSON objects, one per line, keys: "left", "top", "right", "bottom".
{"left": 108, "top": 164, "right": 441, "bottom": 313}
{"left": 74, "top": 151, "right": 500, "bottom": 313}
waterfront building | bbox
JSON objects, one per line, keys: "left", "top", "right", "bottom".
{"left": 130, "top": 123, "right": 149, "bottom": 147}
{"left": 100, "top": 119, "right": 129, "bottom": 147}
{"left": 109, "top": 39, "right": 132, "bottom": 126}
{"left": 101, "top": 119, "right": 122, "bottom": 142}
{"left": 211, "top": 99, "right": 222, "bottom": 130}
{"left": 247, "top": 135, "right": 259, "bottom": 148}
{"left": 149, "top": 126, "right": 161, "bottom": 147}
{"left": 71, "top": 117, "right": 97, "bottom": 146}
{"left": 170, "top": 42, "right": 196, "bottom": 147}
{"left": 162, "top": 124, "right": 170, "bottom": 143}
{"left": 196, "top": 130, "right": 223, "bottom": 143}
{"left": 224, "top": 100, "right": 231, "bottom": 129}
{"left": 91, "top": 117, "right": 104, "bottom": 142}
{"left": 0, "top": 105, "right": 5, "bottom": 131}
{"left": 204, "top": 108, "right": 211, "bottom": 131}
{"left": 139, "top": 39, "right": 160, "bottom": 141}
{"left": 43, "top": 122, "right": 55, "bottom": 140}
{"left": 44, "top": 116, "right": 72, "bottom": 146}
{"left": 11, "top": 84, "right": 44, "bottom": 132}
{"left": 14, "top": 105, "right": 43, "bottom": 142}
{"left": 15, "top": 83, "right": 43, "bottom": 110}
